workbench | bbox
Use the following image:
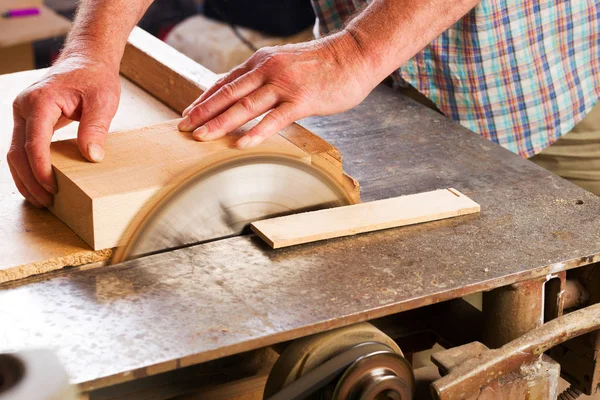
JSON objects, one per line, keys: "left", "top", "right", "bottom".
{"left": 0, "top": 28, "right": 599, "bottom": 399}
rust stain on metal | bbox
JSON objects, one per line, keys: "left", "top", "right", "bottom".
{"left": 433, "top": 303, "right": 600, "bottom": 399}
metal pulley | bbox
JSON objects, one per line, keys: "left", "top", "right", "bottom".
{"left": 333, "top": 348, "right": 414, "bottom": 400}
{"left": 264, "top": 322, "right": 415, "bottom": 400}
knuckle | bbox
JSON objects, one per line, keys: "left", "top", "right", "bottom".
{"left": 208, "top": 114, "right": 226, "bottom": 131}
{"left": 20, "top": 87, "right": 46, "bottom": 106}
{"left": 81, "top": 122, "right": 108, "bottom": 138}
{"left": 188, "top": 104, "right": 209, "bottom": 122}
{"left": 214, "top": 76, "right": 228, "bottom": 87}
{"left": 14, "top": 88, "right": 54, "bottom": 117}
{"left": 238, "top": 97, "right": 254, "bottom": 113}
{"left": 254, "top": 47, "right": 274, "bottom": 60}
{"left": 267, "top": 107, "right": 295, "bottom": 128}
{"left": 23, "top": 140, "right": 40, "bottom": 157}
{"left": 262, "top": 114, "right": 281, "bottom": 129}
{"left": 267, "top": 113, "right": 283, "bottom": 125}
{"left": 12, "top": 97, "right": 21, "bottom": 112}
{"left": 264, "top": 82, "right": 283, "bottom": 97}
{"left": 262, "top": 53, "right": 285, "bottom": 70}
{"left": 220, "top": 83, "right": 237, "bottom": 99}
{"left": 7, "top": 145, "right": 23, "bottom": 165}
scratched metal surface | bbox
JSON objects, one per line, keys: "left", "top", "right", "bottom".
{"left": 1, "top": 86, "right": 600, "bottom": 391}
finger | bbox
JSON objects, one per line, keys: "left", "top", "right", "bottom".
{"left": 23, "top": 105, "right": 62, "bottom": 194}
{"left": 178, "top": 70, "right": 265, "bottom": 132}
{"left": 193, "top": 86, "right": 278, "bottom": 142}
{"left": 237, "top": 102, "right": 299, "bottom": 148}
{"left": 182, "top": 65, "right": 249, "bottom": 117}
{"left": 8, "top": 111, "right": 40, "bottom": 206}
{"left": 6, "top": 151, "right": 43, "bottom": 208}
{"left": 76, "top": 97, "right": 117, "bottom": 163}
{"left": 8, "top": 143, "right": 52, "bottom": 208}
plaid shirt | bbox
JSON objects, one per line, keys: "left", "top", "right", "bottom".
{"left": 311, "top": 0, "right": 600, "bottom": 158}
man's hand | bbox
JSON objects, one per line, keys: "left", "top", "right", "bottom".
{"left": 178, "top": 31, "right": 375, "bottom": 148}
{"left": 7, "top": 57, "right": 120, "bottom": 208}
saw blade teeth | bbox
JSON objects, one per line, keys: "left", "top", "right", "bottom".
{"left": 112, "top": 155, "right": 352, "bottom": 263}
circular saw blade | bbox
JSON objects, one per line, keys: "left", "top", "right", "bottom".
{"left": 111, "top": 153, "right": 353, "bottom": 264}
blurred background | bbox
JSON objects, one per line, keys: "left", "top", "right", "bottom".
{"left": 3, "top": 0, "right": 317, "bottom": 74}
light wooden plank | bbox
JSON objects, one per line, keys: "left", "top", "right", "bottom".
{"left": 0, "top": 69, "right": 179, "bottom": 284}
{"left": 251, "top": 188, "right": 480, "bottom": 249}
{"left": 49, "top": 120, "right": 310, "bottom": 250}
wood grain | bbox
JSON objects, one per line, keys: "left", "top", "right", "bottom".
{"left": 0, "top": 69, "right": 178, "bottom": 284}
{"left": 251, "top": 188, "right": 480, "bottom": 248}
{"left": 50, "top": 120, "right": 309, "bottom": 250}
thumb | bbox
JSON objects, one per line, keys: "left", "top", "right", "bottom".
{"left": 77, "top": 101, "right": 114, "bottom": 163}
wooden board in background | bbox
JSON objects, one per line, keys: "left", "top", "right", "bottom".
{"left": 251, "top": 188, "right": 481, "bottom": 248}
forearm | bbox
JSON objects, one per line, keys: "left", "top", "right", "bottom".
{"left": 59, "top": 0, "right": 154, "bottom": 69}
{"left": 342, "top": 0, "right": 479, "bottom": 85}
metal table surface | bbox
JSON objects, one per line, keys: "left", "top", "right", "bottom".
{"left": 1, "top": 85, "right": 599, "bottom": 391}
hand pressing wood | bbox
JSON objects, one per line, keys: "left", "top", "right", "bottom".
{"left": 251, "top": 188, "right": 480, "bottom": 249}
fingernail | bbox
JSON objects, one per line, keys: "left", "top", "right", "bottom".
{"left": 192, "top": 125, "right": 208, "bottom": 140}
{"left": 178, "top": 115, "right": 192, "bottom": 131}
{"left": 182, "top": 107, "right": 191, "bottom": 117}
{"left": 88, "top": 143, "right": 104, "bottom": 163}
{"left": 237, "top": 135, "right": 261, "bottom": 148}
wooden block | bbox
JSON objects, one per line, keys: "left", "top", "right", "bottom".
{"left": 251, "top": 188, "right": 480, "bottom": 249}
{"left": 49, "top": 120, "right": 310, "bottom": 250}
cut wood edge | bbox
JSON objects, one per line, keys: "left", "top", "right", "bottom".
{"left": 0, "top": 249, "right": 112, "bottom": 285}
{"left": 251, "top": 188, "right": 480, "bottom": 249}
{"left": 50, "top": 169, "right": 95, "bottom": 248}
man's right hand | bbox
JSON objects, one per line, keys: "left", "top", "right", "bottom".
{"left": 7, "top": 57, "right": 120, "bottom": 208}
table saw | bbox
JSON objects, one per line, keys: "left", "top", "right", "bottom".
{"left": 0, "top": 28, "right": 599, "bottom": 400}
